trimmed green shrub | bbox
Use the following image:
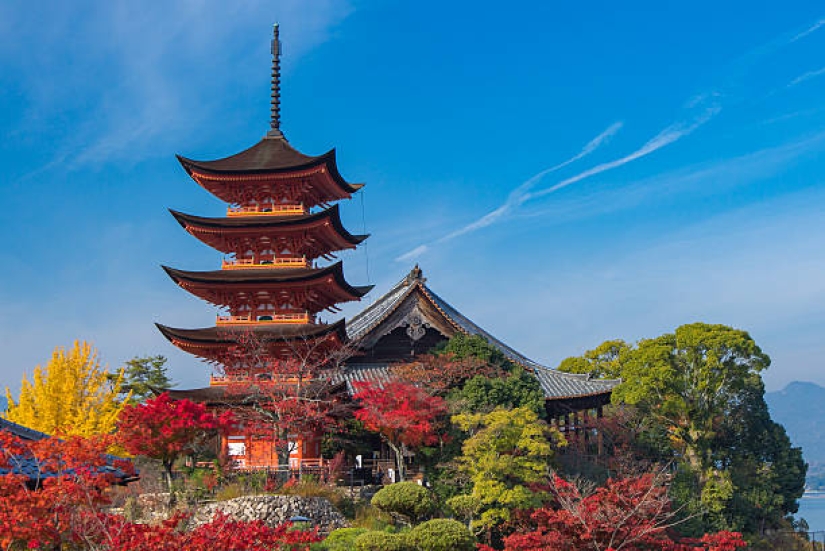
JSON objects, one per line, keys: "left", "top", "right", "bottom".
{"left": 353, "top": 530, "right": 411, "bottom": 551}
{"left": 322, "top": 527, "right": 368, "bottom": 551}
{"left": 408, "top": 519, "right": 476, "bottom": 551}
{"left": 371, "top": 482, "right": 437, "bottom": 524}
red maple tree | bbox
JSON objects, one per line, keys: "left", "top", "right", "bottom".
{"left": 100, "top": 512, "right": 320, "bottom": 551}
{"left": 116, "top": 392, "right": 234, "bottom": 498}
{"left": 353, "top": 381, "right": 448, "bottom": 481}
{"left": 0, "top": 431, "right": 318, "bottom": 550}
{"left": 0, "top": 432, "right": 132, "bottom": 549}
{"left": 498, "top": 472, "right": 747, "bottom": 551}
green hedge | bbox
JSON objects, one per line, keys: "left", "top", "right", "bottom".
{"left": 408, "top": 519, "right": 475, "bottom": 551}
{"left": 353, "top": 530, "right": 411, "bottom": 551}
{"left": 371, "top": 482, "right": 438, "bottom": 523}
{"left": 320, "top": 527, "right": 368, "bottom": 551}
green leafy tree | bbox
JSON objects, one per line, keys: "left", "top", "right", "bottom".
{"left": 121, "top": 355, "right": 173, "bottom": 403}
{"left": 433, "top": 333, "right": 510, "bottom": 368}
{"left": 450, "top": 407, "right": 565, "bottom": 534}
{"left": 558, "top": 322, "right": 806, "bottom": 536}
{"left": 450, "top": 366, "right": 546, "bottom": 417}
{"left": 556, "top": 339, "right": 629, "bottom": 379}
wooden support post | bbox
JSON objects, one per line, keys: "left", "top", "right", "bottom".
{"left": 597, "top": 406, "right": 604, "bottom": 456}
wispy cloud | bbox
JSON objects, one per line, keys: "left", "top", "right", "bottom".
{"left": 791, "top": 18, "right": 825, "bottom": 42}
{"left": 521, "top": 130, "right": 825, "bottom": 224}
{"left": 1, "top": 1, "right": 354, "bottom": 170}
{"left": 530, "top": 103, "right": 720, "bottom": 199}
{"left": 393, "top": 122, "right": 622, "bottom": 261}
{"left": 788, "top": 66, "right": 825, "bottom": 88}
{"left": 443, "top": 122, "right": 623, "bottom": 240}
{"left": 396, "top": 245, "right": 429, "bottom": 262}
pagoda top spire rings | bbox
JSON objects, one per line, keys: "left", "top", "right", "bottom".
{"left": 268, "top": 23, "right": 283, "bottom": 138}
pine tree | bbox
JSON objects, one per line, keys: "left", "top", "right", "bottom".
{"left": 4, "top": 341, "right": 129, "bottom": 437}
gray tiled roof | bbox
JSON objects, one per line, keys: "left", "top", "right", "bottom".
{"left": 333, "top": 363, "right": 394, "bottom": 394}
{"left": 0, "top": 417, "right": 50, "bottom": 441}
{"left": 0, "top": 418, "right": 137, "bottom": 483}
{"left": 347, "top": 277, "right": 414, "bottom": 341}
{"left": 346, "top": 266, "right": 621, "bottom": 400}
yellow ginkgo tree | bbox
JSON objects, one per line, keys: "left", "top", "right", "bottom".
{"left": 4, "top": 341, "right": 129, "bottom": 437}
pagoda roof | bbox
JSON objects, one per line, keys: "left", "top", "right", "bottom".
{"left": 346, "top": 266, "right": 621, "bottom": 401}
{"left": 169, "top": 204, "right": 368, "bottom": 246}
{"left": 177, "top": 135, "right": 362, "bottom": 188}
{"left": 155, "top": 319, "right": 348, "bottom": 346}
{"left": 163, "top": 379, "right": 347, "bottom": 406}
{"left": 162, "top": 261, "right": 373, "bottom": 298}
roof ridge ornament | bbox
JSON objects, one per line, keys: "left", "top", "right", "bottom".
{"left": 267, "top": 23, "right": 283, "bottom": 139}
{"left": 407, "top": 264, "right": 426, "bottom": 285}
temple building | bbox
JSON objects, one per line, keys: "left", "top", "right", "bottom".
{"left": 160, "top": 25, "right": 619, "bottom": 472}
{"left": 342, "top": 266, "right": 620, "bottom": 429}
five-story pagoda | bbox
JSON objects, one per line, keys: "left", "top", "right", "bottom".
{"left": 157, "top": 25, "right": 371, "bottom": 469}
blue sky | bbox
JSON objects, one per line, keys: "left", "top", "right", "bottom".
{"left": 1, "top": 1, "right": 823, "bottom": 396}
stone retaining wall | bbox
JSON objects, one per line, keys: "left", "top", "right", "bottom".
{"left": 194, "top": 495, "right": 348, "bottom": 533}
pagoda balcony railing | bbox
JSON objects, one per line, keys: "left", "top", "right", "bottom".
{"left": 222, "top": 257, "right": 308, "bottom": 269}
{"left": 227, "top": 204, "right": 305, "bottom": 216}
{"left": 215, "top": 312, "right": 311, "bottom": 325}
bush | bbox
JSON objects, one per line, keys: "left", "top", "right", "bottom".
{"left": 371, "top": 482, "right": 437, "bottom": 524}
{"left": 275, "top": 478, "right": 356, "bottom": 518}
{"left": 351, "top": 503, "right": 394, "bottom": 531}
{"left": 408, "top": 519, "right": 475, "bottom": 551}
{"left": 321, "top": 527, "right": 368, "bottom": 551}
{"left": 353, "top": 530, "right": 411, "bottom": 551}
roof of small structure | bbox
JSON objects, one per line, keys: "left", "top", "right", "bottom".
{"left": 0, "top": 418, "right": 137, "bottom": 485}
{"left": 0, "top": 418, "right": 50, "bottom": 441}
{"left": 346, "top": 266, "right": 621, "bottom": 401}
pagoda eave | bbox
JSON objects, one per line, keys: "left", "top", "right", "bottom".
{"left": 162, "top": 262, "right": 373, "bottom": 312}
{"left": 176, "top": 147, "right": 362, "bottom": 206}
{"left": 155, "top": 321, "right": 349, "bottom": 364}
{"left": 169, "top": 205, "right": 368, "bottom": 257}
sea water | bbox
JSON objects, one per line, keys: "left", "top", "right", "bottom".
{"left": 797, "top": 494, "right": 825, "bottom": 534}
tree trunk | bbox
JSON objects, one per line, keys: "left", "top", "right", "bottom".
{"left": 388, "top": 441, "right": 405, "bottom": 482}
{"left": 163, "top": 461, "right": 176, "bottom": 510}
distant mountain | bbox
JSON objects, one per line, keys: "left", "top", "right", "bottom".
{"left": 766, "top": 381, "right": 825, "bottom": 488}
{"left": 0, "top": 395, "right": 6, "bottom": 412}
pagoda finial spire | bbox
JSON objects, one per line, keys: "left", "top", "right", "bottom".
{"left": 268, "top": 23, "right": 283, "bottom": 138}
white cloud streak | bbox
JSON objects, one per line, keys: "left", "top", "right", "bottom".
{"left": 788, "top": 66, "right": 825, "bottom": 88}
{"left": 393, "top": 121, "right": 623, "bottom": 261}
{"left": 791, "top": 18, "right": 825, "bottom": 42}
{"left": 440, "top": 122, "right": 623, "bottom": 241}
{"left": 530, "top": 104, "right": 721, "bottom": 200}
